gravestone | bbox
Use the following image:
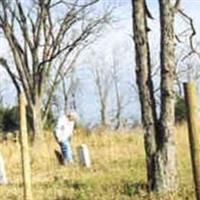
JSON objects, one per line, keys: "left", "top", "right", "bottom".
{"left": 77, "top": 144, "right": 91, "bottom": 168}
{"left": 0, "top": 153, "right": 7, "bottom": 184}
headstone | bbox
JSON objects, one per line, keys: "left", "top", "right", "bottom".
{"left": 0, "top": 153, "right": 7, "bottom": 184}
{"left": 77, "top": 144, "right": 91, "bottom": 168}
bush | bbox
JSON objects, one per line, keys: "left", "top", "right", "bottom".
{"left": 175, "top": 96, "right": 187, "bottom": 122}
{"left": 2, "top": 106, "right": 19, "bottom": 132}
{"left": 0, "top": 104, "right": 59, "bottom": 133}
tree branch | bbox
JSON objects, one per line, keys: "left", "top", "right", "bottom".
{"left": 0, "top": 58, "right": 21, "bottom": 93}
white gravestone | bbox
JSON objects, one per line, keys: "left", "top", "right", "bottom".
{"left": 77, "top": 144, "right": 91, "bottom": 168}
{"left": 0, "top": 153, "right": 7, "bottom": 184}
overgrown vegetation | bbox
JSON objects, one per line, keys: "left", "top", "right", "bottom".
{"left": 0, "top": 124, "right": 196, "bottom": 199}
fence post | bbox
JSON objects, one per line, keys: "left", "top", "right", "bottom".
{"left": 19, "top": 92, "right": 32, "bottom": 200}
{"left": 184, "top": 81, "right": 200, "bottom": 200}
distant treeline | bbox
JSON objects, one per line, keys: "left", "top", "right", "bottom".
{"left": 0, "top": 96, "right": 185, "bottom": 134}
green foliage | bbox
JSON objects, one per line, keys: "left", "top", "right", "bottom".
{"left": 64, "top": 179, "right": 94, "bottom": 200}
{"left": 0, "top": 104, "right": 56, "bottom": 133}
{"left": 2, "top": 106, "right": 19, "bottom": 132}
{"left": 175, "top": 96, "right": 187, "bottom": 122}
{"left": 0, "top": 106, "right": 19, "bottom": 132}
{"left": 122, "top": 181, "right": 147, "bottom": 197}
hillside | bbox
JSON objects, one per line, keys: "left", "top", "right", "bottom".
{"left": 0, "top": 123, "right": 195, "bottom": 200}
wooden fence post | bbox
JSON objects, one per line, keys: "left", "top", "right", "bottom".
{"left": 184, "top": 82, "right": 200, "bottom": 200}
{"left": 19, "top": 92, "right": 32, "bottom": 200}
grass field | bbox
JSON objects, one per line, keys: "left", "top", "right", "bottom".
{"left": 0, "top": 123, "right": 196, "bottom": 200}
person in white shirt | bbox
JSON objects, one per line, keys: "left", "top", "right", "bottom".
{"left": 54, "top": 111, "right": 77, "bottom": 164}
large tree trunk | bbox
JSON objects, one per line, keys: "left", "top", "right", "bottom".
{"left": 132, "top": 0, "right": 177, "bottom": 192}
{"left": 154, "top": 0, "right": 177, "bottom": 192}
{"left": 132, "top": 0, "right": 157, "bottom": 190}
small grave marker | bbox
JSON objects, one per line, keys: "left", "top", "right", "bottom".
{"left": 77, "top": 144, "right": 91, "bottom": 168}
{"left": 0, "top": 153, "right": 7, "bottom": 184}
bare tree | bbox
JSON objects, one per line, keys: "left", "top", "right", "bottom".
{"left": 59, "top": 69, "right": 79, "bottom": 112}
{"left": 111, "top": 63, "right": 122, "bottom": 129}
{"left": 109, "top": 52, "right": 132, "bottom": 130}
{"left": 93, "top": 66, "right": 110, "bottom": 127}
{"left": 0, "top": 0, "right": 110, "bottom": 140}
{"left": 132, "top": 0, "right": 157, "bottom": 191}
{"left": 89, "top": 56, "right": 112, "bottom": 126}
{"left": 154, "top": 0, "right": 177, "bottom": 192}
{"left": 132, "top": 0, "right": 180, "bottom": 193}
{"left": 78, "top": 43, "right": 134, "bottom": 129}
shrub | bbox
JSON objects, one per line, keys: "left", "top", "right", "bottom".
{"left": 175, "top": 96, "right": 187, "bottom": 122}
{"left": 0, "top": 104, "right": 56, "bottom": 134}
{"left": 2, "top": 106, "right": 19, "bottom": 132}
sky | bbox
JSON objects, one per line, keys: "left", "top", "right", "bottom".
{"left": 0, "top": 0, "right": 200, "bottom": 126}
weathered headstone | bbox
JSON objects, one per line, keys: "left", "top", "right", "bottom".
{"left": 0, "top": 153, "right": 7, "bottom": 184}
{"left": 77, "top": 144, "right": 91, "bottom": 168}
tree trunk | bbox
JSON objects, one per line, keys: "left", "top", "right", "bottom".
{"left": 114, "top": 79, "right": 121, "bottom": 130}
{"left": 31, "top": 97, "right": 43, "bottom": 141}
{"left": 132, "top": 0, "right": 157, "bottom": 190}
{"left": 100, "top": 109, "right": 106, "bottom": 126}
{"left": 154, "top": 0, "right": 177, "bottom": 192}
{"left": 100, "top": 100, "right": 106, "bottom": 126}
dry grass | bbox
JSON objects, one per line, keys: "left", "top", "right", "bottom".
{"left": 0, "top": 123, "right": 196, "bottom": 200}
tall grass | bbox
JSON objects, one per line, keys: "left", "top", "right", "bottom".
{"left": 0, "top": 123, "right": 196, "bottom": 199}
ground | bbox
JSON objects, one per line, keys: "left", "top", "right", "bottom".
{"left": 0, "top": 123, "right": 196, "bottom": 200}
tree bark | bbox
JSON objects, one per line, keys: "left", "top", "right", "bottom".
{"left": 132, "top": 0, "right": 177, "bottom": 193}
{"left": 100, "top": 101, "right": 106, "bottom": 126}
{"left": 132, "top": 0, "right": 157, "bottom": 190}
{"left": 154, "top": 0, "right": 177, "bottom": 192}
{"left": 31, "top": 97, "right": 43, "bottom": 141}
